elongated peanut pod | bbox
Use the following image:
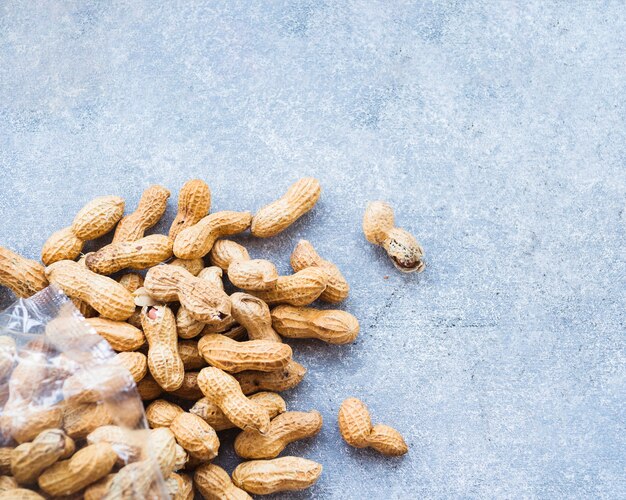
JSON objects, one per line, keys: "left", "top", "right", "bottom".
{"left": 290, "top": 239, "right": 349, "bottom": 302}
{"left": 251, "top": 177, "right": 321, "bottom": 237}
{"left": 234, "top": 360, "right": 307, "bottom": 395}
{"left": 169, "top": 180, "right": 211, "bottom": 241}
{"left": 11, "top": 429, "right": 74, "bottom": 484}
{"left": 144, "top": 264, "right": 231, "bottom": 324}
{"left": 235, "top": 410, "right": 323, "bottom": 459}
{"left": 231, "top": 293, "right": 281, "bottom": 342}
{"left": 113, "top": 185, "right": 170, "bottom": 242}
{"left": 271, "top": 305, "right": 359, "bottom": 344}
{"left": 85, "top": 318, "right": 145, "bottom": 352}
{"left": 232, "top": 456, "right": 322, "bottom": 495}
{"left": 194, "top": 464, "right": 252, "bottom": 500}
{"left": 45, "top": 260, "right": 135, "bottom": 320}
{"left": 363, "top": 201, "right": 425, "bottom": 273}
{"left": 85, "top": 234, "right": 173, "bottom": 274}
{"left": 170, "top": 412, "right": 220, "bottom": 461}
{"left": 42, "top": 196, "right": 125, "bottom": 265}
{"left": 250, "top": 268, "right": 327, "bottom": 306}
{"left": 198, "top": 334, "right": 292, "bottom": 373}
{"left": 174, "top": 211, "right": 252, "bottom": 259}
{"left": 0, "top": 246, "right": 48, "bottom": 298}
{"left": 197, "top": 367, "right": 270, "bottom": 433}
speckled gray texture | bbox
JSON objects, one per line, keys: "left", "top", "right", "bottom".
{"left": 1, "top": 1, "right": 625, "bottom": 498}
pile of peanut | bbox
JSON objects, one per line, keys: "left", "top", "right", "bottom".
{"left": 0, "top": 178, "right": 423, "bottom": 499}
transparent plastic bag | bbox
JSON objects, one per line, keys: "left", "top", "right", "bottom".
{"left": 0, "top": 286, "right": 168, "bottom": 498}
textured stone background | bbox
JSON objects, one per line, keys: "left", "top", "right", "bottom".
{"left": 1, "top": 1, "right": 625, "bottom": 498}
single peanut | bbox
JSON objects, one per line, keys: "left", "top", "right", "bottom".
{"left": 169, "top": 179, "right": 211, "bottom": 241}
{"left": 251, "top": 268, "right": 327, "bottom": 306}
{"left": 234, "top": 410, "right": 323, "bottom": 459}
{"left": 85, "top": 234, "right": 173, "bottom": 274}
{"left": 167, "top": 371, "right": 203, "bottom": 400}
{"left": 141, "top": 305, "right": 184, "bottom": 391}
{"left": 178, "top": 340, "right": 207, "bottom": 370}
{"left": 113, "top": 185, "right": 170, "bottom": 243}
{"left": 194, "top": 463, "right": 252, "bottom": 500}
{"left": 338, "top": 397, "right": 408, "bottom": 456}
{"left": 144, "top": 264, "right": 231, "bottom": 324}
{"left": 170, "top": 412, "right": 220, "bottom": 462}
{"left": 363, "top": 201, "right": 425, "bottom": 273}
{"left": 209, "top": 239, "right": 249, "bottom": 270}
{"left": 41, "top": 196, "right": 125, "bottom": 265}
{"left": 271, "top": 305, "right": 359, "bottom": 344}
{"left": 232, "top": 456, "right": 322, "bottom": 495}
{"left": 0, "top": 247, "right": 48, "bottom": 298}
{"left": 198, "top": 334, "right": 292, "bottom": 373}
{"left": 146, "top": 400, "right": 184, "bottom": 428}
{"left": 11, "top": 429, "right": 74, "bottom": 484}
{"left": 230, "top": 293, "right": 281, "bottom": 342}
{"left": 115, "top": 351, "right": 148, "bottom": 383}
{"left": 197, "top": 367, "right": 270, "bottom": 433}
{"left": 38, "top": 442, "right": 117, "bottom": 496}
{"left": 173, "top": 211, "right": 252, "bottom": 259}
{"left": 234, "top": 360, "right": 307, "bottom": 395}
{"left": 45, "top": 260, "right": 135, "bottom": 320}
{"left": 210, "top": 239, "right": 278, "bottom": 291}
{"left": 290, "top": 239, "right": 349, "bottom": 302}
{"left": 85, "top": 317, "right": 146, "bottom": 352}
{"left": 191, "top": 392, "right": 286, "bottom": 431}
{"left": 251, "top": 177, "right": 321, "bottom": 237}
{"left": 86, "top": 425, "right": 143, "bottom": 465}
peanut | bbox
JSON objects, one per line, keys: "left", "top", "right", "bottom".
{"left": 197, "top": 367, "right": 270, "bottom": 433}
{"left": 103, "top": 459, "right": 156, "bottom": 499}
{"left": 363, "top": 201, "right": 425, "bottom": 273}
{"left": 178, "top": 340, "right": 207, "bottom": 370}
{"left": 0, "top": 475, "right": 17, "bottom": 491}
{"left": 115, "top": 351, "right": 148, "bottom": 383}
{"left": 171, "top": 472, "right": 193, "bottom": 500}
{"left": 136, "top": 375, "right": 163, "bottom": 401}
{"left": 251, "top": 177, "right": 321, "bottom": 237}
{"left": 232, "top": 456, "right": 322, "bottom": 494}
{"left": 210, "top": 239, "right": 278, "bottom": 291}
{"left": 169, "top": 179, "right": 211, "bottom": 241}
{"left": 45, "top": 260, "right": 135, "bottom": 320}
{"left": 144, "top": 264, "right": 231, "bottom": 324}
{"left": 62, "top": 364, "right": 131, "bottom": 404}
{"left": 230, "top": 293, "right": 281, "bottom": 342}
{"left": 194, "top": 463, "right": 252, "bottom": 500}
{"left": 113, "top": 185, "right": 170, "bottom": 243}
{"left": 119, "top": 272, "right": 144, "bottom": 292}
{"left": 85, "top": 234, "right": 173, "bottom": 274}
{"left": 71, "top": 297, "right": 97, "bottom": 318}
{"left": 338, "top": 397, "right": 408, "bottom": 456}
{"left": 251, "top": 268, "right": 327, "bottom": 306}
{"left": 38, "top": 442, "right": 117, "bottom": 496}
{"left": 191, "top": 392, "right": 286, "bottom": 431}
{"left": 86, "top": 425, "right": 142, "bottom": 465}
{"left": 85, "top": 317, "right": 146, "bottom": 352}
{"left": 0, "top": 247, "right": 48, "bottom": 298}
{"left": 63, "top": 402, "right": 112, "bottom": 440}
{"left": 198, "top": 334, "right": 292, "bottom": 373}
{"left": 168, "top": 371, "right": 203, "bottom": 400}
{"left": 11, "top": 429, "right": 74, "bottom": 484}
{"left": 145, "top": 427, "right": 177, "bottom": 478}
{"left": 170, "top": 257, "right": 205, "bottom": 276}
{"left": 0, "top": 488, "right": 43, "bottom": 499}
{"left": 6, "top": 406, "right": 64, "bottom": 444}
{"left": 140, "top": 305, "right": 184, "bottom": 391}
{"left": 170, "top": 412, "right": 220, "bottom": 461}
{"left": 234, "top": 360, "right": 307, "bottom": 395}
{"left": 146, "top": 400, "right": 183, "bottom": 428}
{"left": 41, "top": 196, "right": 125, "bottom": 265}
{"left": 291, "top": 239, "right": 349, "bottom": 303}
{"left": 173, "top": 211, "right": 252, "bottom": 259}
{"left": 209, "top": 239, "right": 250, "bottom": 270}
{"left": 234, "top": 410, "right": 323, "bottom": 459}
{"left": 271, "top": 305, "right": 359, "bottom": 344}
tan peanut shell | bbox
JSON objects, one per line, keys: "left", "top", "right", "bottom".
{"left": 62, "top": 364, "right": 130, "bottom": 404}
{"left": 173, "top": 443, "right": 189, "bottom": 471}
{"left": 146, "top": 399, "right": 184, "bottom": 428}
{"left": 71, "top": 296, "right": 97, "bottom": 318}
{"left": 235, "top": 360, "right": 307, "bottom": 395}
{"left": 8, "top": 406, "right": 64, "bottom": 444}
{"left": 38, "top": 442, "right": 117, "bottom": 496}
{"left": 145, "top": 427, "right": 178, "bottom": 477}
{"left": 170, "top": 412, "right": 220, "bottom": 461}
{"left": 136, "top": 375, "right": 163, "bottom": 401}
{"left": 198, "top": 334, "right": 292, "bottom": 373}
{"left": 85, "top": 317, "right": 145, "bottom": 352}
{"left": 41, "top": 196, "right": 125, "bottom": 265}
{"left": 232, "top": 456, "right": 322, "bottom": 494}
{"left": 338, "top": 397, "right": 408, "bottom": 455}
{"left": 191, "top": 391, "right": 286, "bottom": 431}
{"left": 271, "top": 305, "right": 359, "bottom": 344}
{"left": 86, "top": 425, "right": 142, "bottom": 465}
{"left": 363, "top": 201, "right": 425, "bottom": 273}
{"left": 209, "top": 239, "right": 250, "bottom": 270}
{"left": 177, "top": 267, "right": 226, "bottom": 339}
{"left": 0, "top": 449, "right": 11, "bottom": 475}
{"left": 194, "top": 463, "right": 252, "bottom": 500}
{"left": 250, "top": 268, "right": 327, "bottom": 306}
{"left": 113, "top": 185, "right": 170, "bottom": 242}
{"left": 0, "top": 475, "right": 17, "bottom": 491}
{"left": 0, "top": 488, "right": 43, "bottom": 499}
{"left": 169, "top": 180, "right": 211, "bottom": 240}
{"left": 170, "top": 257, "right": 205, "bottom": 276}
{"left": 173, "top": 211, "right": 252, "bottom": 259}
{"left": 178, "top": 340, "right": 207, "bottom": 370}
{"left": 234, "top": 410, "right": 323, "bottom": 459}
{"left": 197, "top": 367, "right": 270, "bottom": 433}
{"left": 103, "top": 459, "right": 156, "bottom": 499}
{"left": 63, "top": 402, "right": 112, "bottom": 440}
{"left": 144, "top": 264, "right": 231, "bottom": 324}
{"left": 168, "top": 371, "right": 203, "bottom": 400}
{"left": 86, "top": 234, "right": 173, "bottom": 274}
{"left": 230, "top": 293, "right": 281, "bottom": 342}
{"left": 251, "top": 177, "right": 321, "bottom": 238}
{"left": 290, "top": 239, "right": 349, "bottom": 302}
{"left": 141, "top": 305, "right": 184, "bottom": 391}
{"left": 174, "top": 472, "right": 194, "bottom": 500}
{"left": 0, "top": 247, "right": 48, "bottom": 298}
{"left": 115, "top": 351, "right": 147, "bottom": 383}
{"left": 228, "top": 259, "right": 279, "bottom": 291}
{"left": 11, "top": 429, "right": 74, "bottom": 484}
{"left": 45, "top": 260, "right": 135, "bottom": 320}
{"left": 119, "top": 272, "right": 144, "bottom": 292}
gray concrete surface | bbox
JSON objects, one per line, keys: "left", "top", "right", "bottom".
{"left": 1, "top": 1, "right": 625, "bottom": 498}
